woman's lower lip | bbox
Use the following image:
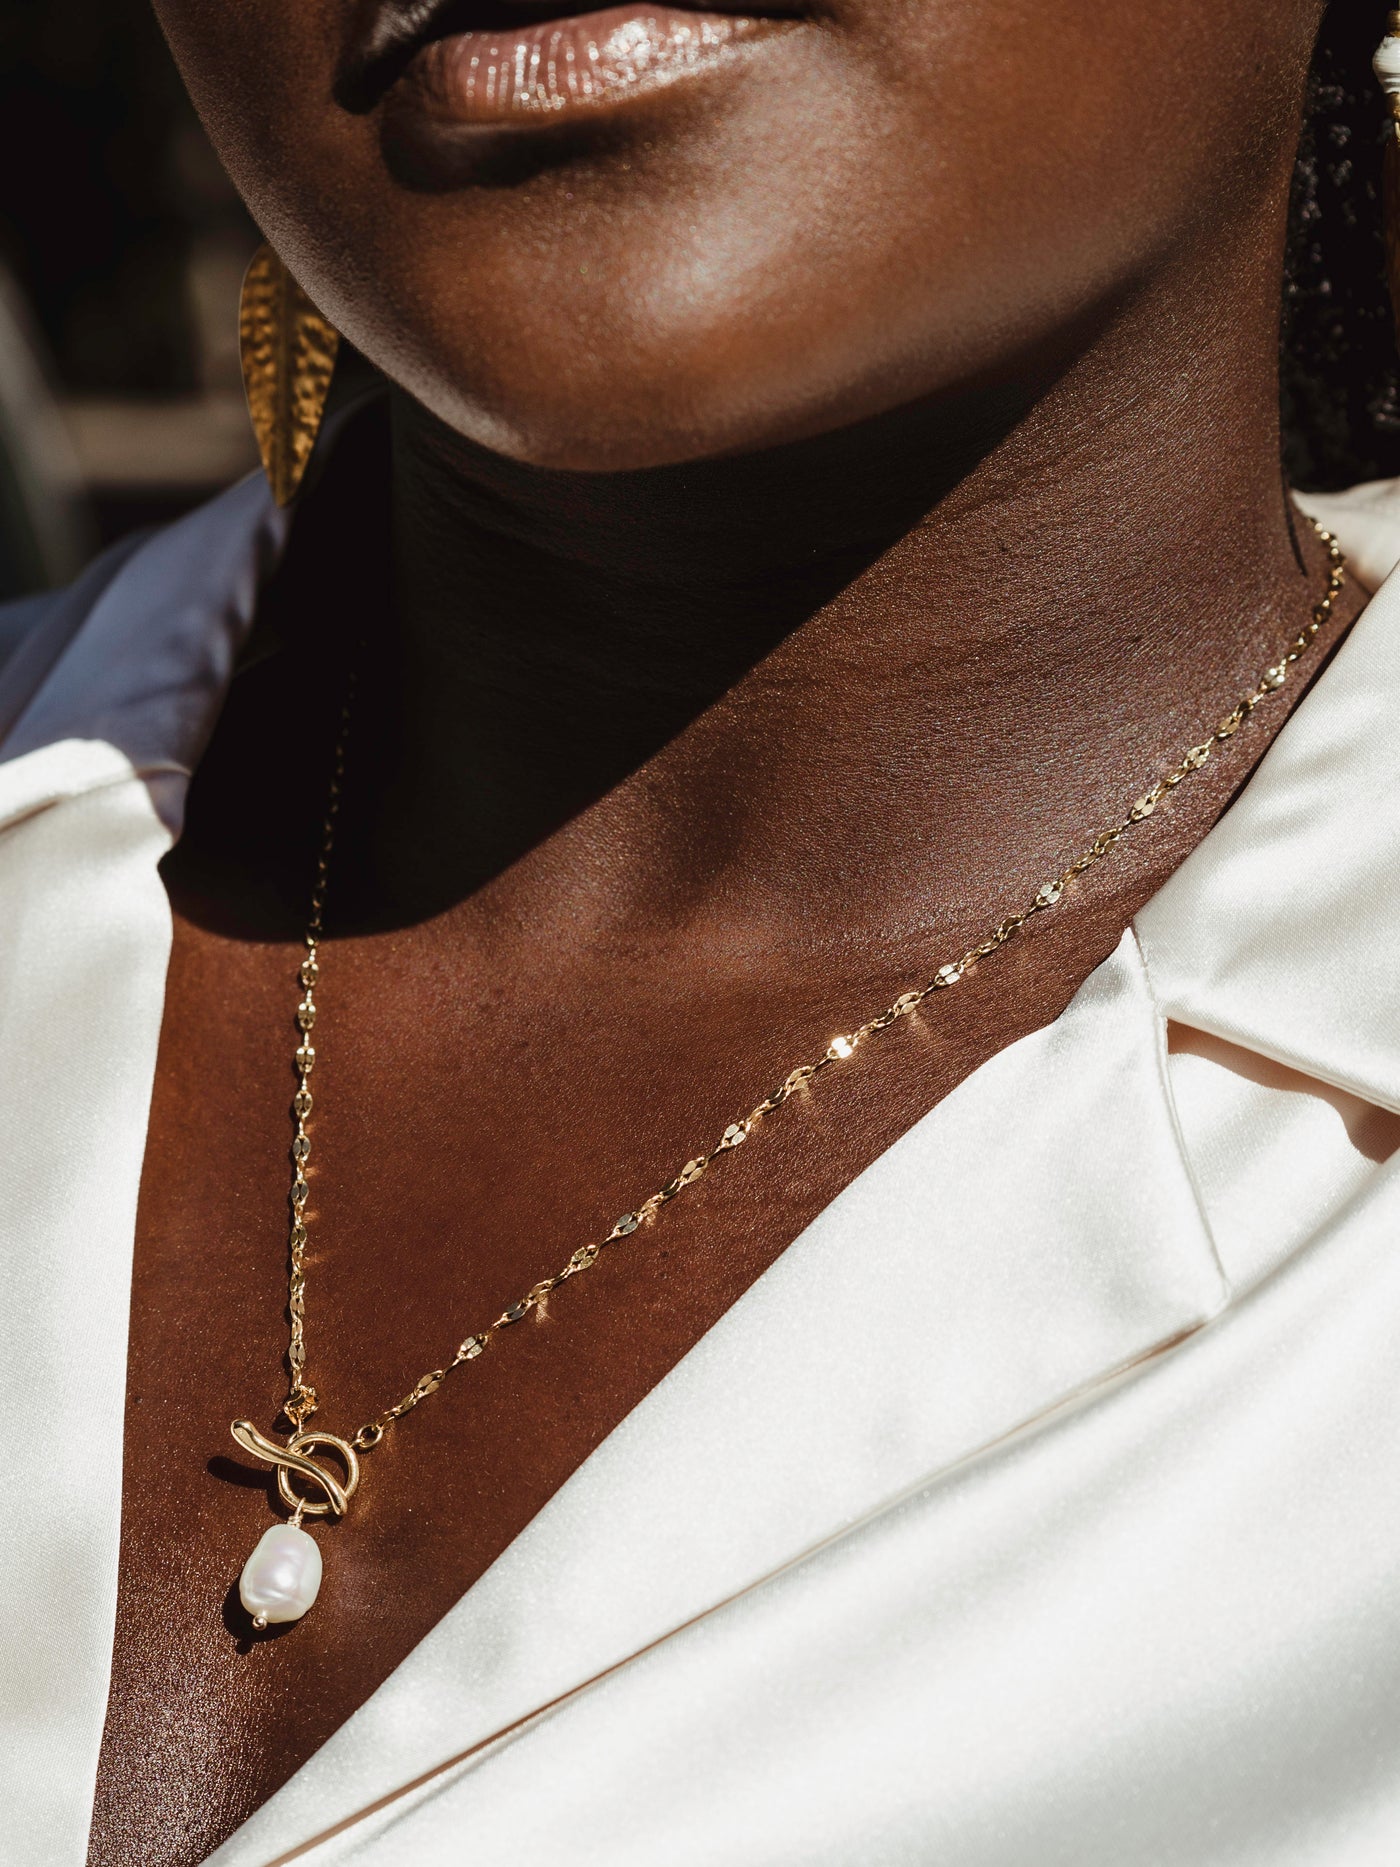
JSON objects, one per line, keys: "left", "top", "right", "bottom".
{"left": 390, "top": 8, "right": 792, "bottom": 126}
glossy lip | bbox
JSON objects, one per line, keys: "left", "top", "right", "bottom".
{"left": 339, "top": 0, "right": 801, "bottom": 124}
{"left": 411, "top": 10, "right": 788, "bottom": 125}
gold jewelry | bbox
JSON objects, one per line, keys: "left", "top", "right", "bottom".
{"left": 239, "top": 243, "right": 341, "bottom": 508}
{"left": 232, "top": 524, "right": 1347, "bottom": 1629}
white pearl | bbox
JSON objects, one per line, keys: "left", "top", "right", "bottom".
{"left": 239, "top": 1523, "right": 323, "bottom": 1626}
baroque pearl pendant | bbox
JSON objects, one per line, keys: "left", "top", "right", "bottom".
{"left": 239, "top": 1523, "right": 323, "bottom": 1628}
{"left": 229, "top": 1418, "right": 361, "bottom": 1629}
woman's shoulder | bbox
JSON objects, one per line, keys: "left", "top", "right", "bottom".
{"left": 0, "top": 530, "right": 155, "bottom": 742}
{"left": 0, "top": 473, "right": 285, "bottom": 771}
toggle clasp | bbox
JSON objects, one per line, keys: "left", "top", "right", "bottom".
{"left": 230, "top": 1419, "right": 361, "bottom": 1519}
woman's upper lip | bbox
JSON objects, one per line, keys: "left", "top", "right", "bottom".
{"left": 336, "top": 0, "right": 801, "bottom": 112}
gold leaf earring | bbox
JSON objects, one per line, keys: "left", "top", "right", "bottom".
{"left": 239, "top": 244, "right": 341, "bottom": 507}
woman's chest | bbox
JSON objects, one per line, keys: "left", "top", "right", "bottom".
{"left": 85, "top": 860, "right": 1148, "bottom": 1866}
{"left": 61, "top": 918, "right": 922, "bottom": 1858}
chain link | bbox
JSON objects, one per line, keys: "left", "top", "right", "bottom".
{"left": 281, "top": 669, "right": 356, "bottom": 1434}
{"left": 272, "top": 526, "right": 1346, "bottom": 1455}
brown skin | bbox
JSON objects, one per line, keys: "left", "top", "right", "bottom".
{"left": 86, "top": 0, "right": 1359, "bottom": 1860}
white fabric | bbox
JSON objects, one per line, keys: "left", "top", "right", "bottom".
{"left": 0, "top": 473, "right": 1397, "bottom": 1866}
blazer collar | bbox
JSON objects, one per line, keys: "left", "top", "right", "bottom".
{"left": 1138, "top": 485, "right": 1400, "bottom": 1117}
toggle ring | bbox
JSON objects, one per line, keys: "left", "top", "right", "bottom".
{"left": 230, "top": 1419, "right": 361, "bottom": 1518}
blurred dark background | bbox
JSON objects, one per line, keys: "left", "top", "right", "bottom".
{"left": 0, "top": 0, "right": 259, "bottom": 601}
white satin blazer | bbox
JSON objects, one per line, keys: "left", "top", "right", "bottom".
{"left": 2, "top": 474, "right": 1400, "bottom": 1867}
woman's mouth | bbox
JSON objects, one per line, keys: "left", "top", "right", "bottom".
{"left": 343, "top": 0, "right": 800, "bottom": 128}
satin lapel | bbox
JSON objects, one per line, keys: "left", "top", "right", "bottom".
{"left": 0, "top": 480, "right": 283, "bottom": 1867}
{"left": 1138, "top": 511, "right": 1400, "bottom": 1115}
{"left": 206, "top": 928, "right": 1226, "bottom": 1866}
{"left": 0, "top": 751, "right": 175, "bottom": 1867}
{"left": 250, "top": 1137, "right": 1400, "bottom": 1867}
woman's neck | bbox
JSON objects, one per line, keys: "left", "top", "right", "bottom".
{"left": 348, "top": 211, "right": 1321, "bottom": 953}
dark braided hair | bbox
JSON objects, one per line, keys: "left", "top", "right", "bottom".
{"left": 1283, "top": 2, "right": 1400, "bottom": 489}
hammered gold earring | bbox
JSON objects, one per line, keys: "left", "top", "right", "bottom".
{"left": 239, "top": 244, "right": 341, "bottom": 507}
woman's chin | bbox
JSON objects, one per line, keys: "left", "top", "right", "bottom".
{"left": 361, "top": 332, "right": 835, "bottom": 473}
{"left": 380, "top": 368, "right": 881, "bottom": 474}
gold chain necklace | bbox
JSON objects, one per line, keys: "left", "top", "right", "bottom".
{"left": 231, "top": 522, "right": 1346, "bottom": 1629}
